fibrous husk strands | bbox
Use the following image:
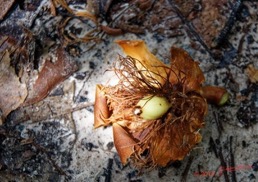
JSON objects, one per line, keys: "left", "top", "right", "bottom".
{"left": 94, "top": 40, "right": 227, "bottom": 169}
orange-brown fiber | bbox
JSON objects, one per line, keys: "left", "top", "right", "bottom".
{"left": 94, "top": 40, "right": 217, "bottom": 169}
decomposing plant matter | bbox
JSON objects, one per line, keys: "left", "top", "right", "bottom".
{"left": 0, "top": 32, "right": 78, "bottom": 124}
{"left": 94, "top": 40, "right": 228, "bottom": 169}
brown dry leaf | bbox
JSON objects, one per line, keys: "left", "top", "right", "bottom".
{"left": 245, "top": 64, "right": 258, "bottom": 83}
{"left": 0, "top": 32, "right": 78, "bottom": 123}
{"left": 0, "top": 50, "right": 28, "bottom": 118}
{"left": 0, "top": 0, "right": 15, "bottom": 20}
{"left": 23, "top": 47, "right": 78, "bottom": 106}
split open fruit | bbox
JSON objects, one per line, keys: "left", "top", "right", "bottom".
{"left": 94, "top": 40, "right": 228, "bottom": 169}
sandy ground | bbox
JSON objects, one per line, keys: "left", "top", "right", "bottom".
{"left": 0, "top": 0, "right": 257, "bottom": 181}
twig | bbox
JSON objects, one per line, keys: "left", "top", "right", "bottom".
{"left": 74, "top": 71, "right": 94, "bottom": 103}
{"left": 229, "top": 136, "right": 237, "bottom": 182}
{"left": 70, "top": 115, "right": 78, "bottom": 150}
{"left": 214, "top": 0, "right": 243, "bottom": 46}
{"left": 216, "top": 140, "right": 230, "bottom": 182}
{"left": 11, "top": 102, "right": 94, "bottom": 125}
{"left": 213, "top": 111, "right": 224, "bottom": 137}
{"left": 235, "top": 23, "right": 252, "bottom": 65}
{"left": 209, "top": 137, "right": 218, "bottom": 158}
{"left": 168, "top": 0, "right": 215, "bottom": 59}
{"left": 181, "top": 156, "right": 194, "bottom": 182}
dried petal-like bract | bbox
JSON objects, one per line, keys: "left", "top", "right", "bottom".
{"left": 170, "top": 47, "right": 205, "bottom": 92}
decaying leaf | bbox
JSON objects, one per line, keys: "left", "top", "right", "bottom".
{"left": 23, "top": 47, "right": 78, "bottom": 106}
{"left": 0, "top": 50, "right": 27, "bottom": 117}
{"left": 0, "top": 35, "right": 31, "bottom": 120}
{"left": 94, "top": 40, "right": 228, "bottom": 169}
{"left": 0, "top": 0, "right": 15, "bottom": 20}
{"left": 0, "top": 33, "right": 78, "bottom": 123}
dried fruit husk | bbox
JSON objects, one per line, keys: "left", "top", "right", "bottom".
{"left": 115, "top": 40, "right": 205, "bottom": 93}
{"left": 94, "top": 40, "right": 208, "bottom": 169}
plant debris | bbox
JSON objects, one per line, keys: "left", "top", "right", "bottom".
{"left": 95, "top": 0, "right": 242, "bottom": 48}
{"left": 0, "top": 0, "right": 257, "bottom": 181}
{"left": 94, "top": 40, "right": 228, "bottom": 169}
{"left": 0, "top": 30, "right": 78, "bottom": 124}
{"left": 246, "top": 64, "right": 258, "bottom": 83}
{"left": 0, "top": 40, "right": 27, "bottom": 119}
{"left": 0, "top": 0, "right": 16, "bottom": 20}
{"left": 23, "top": 47, "right": 78, "bottom": 106}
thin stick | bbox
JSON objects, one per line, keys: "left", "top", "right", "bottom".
{"left": 181, "top": 156, "right": 194, "bottom": 182}
{"left": 168, "top": 0, "right": 214, "bottom": 59}
{"left": 229, "top": 136, "right": 237, "bottom": 182}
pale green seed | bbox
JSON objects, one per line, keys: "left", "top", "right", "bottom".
{"left": 136, "top": 95, "right": 171, "bottom": 120}
{"left": 218, "top": 92, "right": 229, "bottom": 106}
